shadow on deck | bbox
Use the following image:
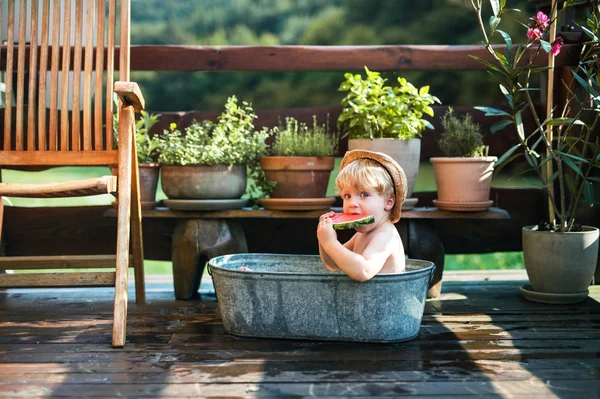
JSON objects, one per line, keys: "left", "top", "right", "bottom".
{"left": 0, "top": 273, "right": 599, "bottom": 397}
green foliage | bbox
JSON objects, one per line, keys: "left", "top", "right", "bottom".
{"left": 337, "top": 67, "right": 440, "bottom": 139}
{"left": 471, "top": 0, "right": 600, "bottom": 232}
{"left": 112, "top": 101, "right": 161, "bottom": 164}
{"left": 438, "top": 108, "right": 486, "bottom": 157}
{"left": 267, "top": 116, "right": 339, "bottom": 156}
{"left": 156, "top": 96, "right": 268, "bottom": 166}
{"left": 155, "top": 95, "right": 272, "bottom": 199}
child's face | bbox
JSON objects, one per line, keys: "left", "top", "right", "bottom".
{"left": 339, "top": 185, "right": 395, "bottom": 231}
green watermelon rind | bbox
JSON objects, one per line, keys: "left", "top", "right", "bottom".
{"left": 332, "top": 215, "right": 375, "bottom": 230}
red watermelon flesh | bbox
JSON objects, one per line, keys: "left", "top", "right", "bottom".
{"left": 331, "top": 213, "right": 375, "bottom": 230}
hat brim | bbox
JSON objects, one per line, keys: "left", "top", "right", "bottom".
{"left": 339, "top": 149, "right": 408, "bottom": 224}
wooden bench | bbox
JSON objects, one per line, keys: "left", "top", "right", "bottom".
{"left": 105, "top": 205, "right": 510, "bottom": 300}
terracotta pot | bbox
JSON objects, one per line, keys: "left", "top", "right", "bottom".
{"left": 161, "top": 164, "right": 246, "bottom": 199}
{"left": 522, "top": 225, "right": 599, "bottom": 297}
{"left": 260, "top": 156, "right": 334, "bottom": 198}
{"left": 110, "top": 164, "right": 160, "bottom": 209}
{"left": 348, "top": 138, "right": 420, "bottom": 209}
{"left": 430, "top": 156, "right": 497, "bottom": 211}
{"left": 138, "top": 164, "right": 160, "bottom": 207}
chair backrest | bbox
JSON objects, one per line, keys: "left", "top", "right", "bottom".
{"left": 0, "top": 0, "right": 130, "bottom": 167}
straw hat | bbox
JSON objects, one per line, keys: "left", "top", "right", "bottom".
{"left": 339, "top": 149, "right": 407, "bottom": 223}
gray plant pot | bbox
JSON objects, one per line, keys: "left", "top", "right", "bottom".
{"left": 161, "top": 164, "right": 247, "bottom": 199}
{"left": 522, "top": 225, "right": 599, "bottom": 294}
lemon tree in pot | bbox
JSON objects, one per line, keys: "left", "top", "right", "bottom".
{"left": 112, "top": 107, "right": 161, "bottom": 209}
{"left": 430, "top": 108, "right": 497, "bottom": 211}
{"left": 155, "top": 95, "right": 269, "bottom": 211}
{"left": 471, "top": 0, "right": 600, "bottom": 303}
{"left": 259, "top": 115, "right": 339, "bottom": 210}
{"left": 337, "top": 67, "right": 440, "bottom": 210}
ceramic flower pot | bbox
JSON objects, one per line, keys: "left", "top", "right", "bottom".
{"left": 522, "top": 225, "right": 599, "bottom": 299}
{"left": 260, "top": 156, "right": 335, "bottom": 198}
{"left": 161, "top": 164, "right": 246, "bottom": 199}
{"left": 430, "top": 156, "right": 497, "bottom": 211}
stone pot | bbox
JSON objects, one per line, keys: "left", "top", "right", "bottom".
{"left": 522, "top": 225, "right": 599, "bottom": 296}
{"left": 260, "top": 156, "right": 335, "bottom": 198}
{"left": 348, "top": 138, "right": 420, "bottom": 209}
{"left": 430, "top": 156, "right": 497, "bottom": 211}
{"left": 161, "top": 164, "right": 246, "bottom": 199}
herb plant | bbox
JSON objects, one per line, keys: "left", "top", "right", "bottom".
{"left": 112, "top": 100, "right": 161, "bottom": 164}
{"left": 267, "top": 116, "right": 339, "bottom": 157}
{"left": 438, "top": 108, "right": 486, "bottom": 158}
{"left": 337, "top": 67, "right": 440, "bottom": 140}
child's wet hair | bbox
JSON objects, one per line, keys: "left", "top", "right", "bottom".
{"left": 335, "top": 158, "right": 394, "bottom": 198}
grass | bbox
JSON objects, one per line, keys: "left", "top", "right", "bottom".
{"left": 3, "top": 162, "right": 528, "bottom": 273}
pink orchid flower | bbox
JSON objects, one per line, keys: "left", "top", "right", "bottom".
{"left": 527, "top": 28, "right": 543, "bottom": 41}
{"left": 536, "top": 11, "right": 550, "bottom": 28}
{"left": 550, "top": 37, "right": 563, "bottom": 56}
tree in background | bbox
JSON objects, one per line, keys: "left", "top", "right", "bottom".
{"left": 130, "top": 0, "right": 535, "bottom": 112}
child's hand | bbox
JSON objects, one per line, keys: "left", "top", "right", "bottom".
{"left": 317, "top": 214, "right": 336, "bottom": 244}
{"left": 318, "top": 211, "right": 335, "bottom": 223}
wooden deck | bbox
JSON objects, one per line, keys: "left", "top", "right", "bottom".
{"left": 1, "top": 273, "right": 599, "bottom": 398}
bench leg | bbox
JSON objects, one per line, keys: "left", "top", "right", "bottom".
{"left": 172, "top": 218, "right": 248, "bottom": 300}
{"left": 407, "top": 219, "right": 445, "bottom": 298}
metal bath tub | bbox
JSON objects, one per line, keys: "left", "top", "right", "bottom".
{"left": 208, "top": 253, "right": 435, "bottom": 343}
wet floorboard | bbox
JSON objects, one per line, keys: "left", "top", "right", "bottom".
{"left": 0, "top": 279, "right": 599, "bottom": 398}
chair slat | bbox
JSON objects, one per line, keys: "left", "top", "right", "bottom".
{"left": 48, "top": 0, "right": 61, "bottom": 150}
{"left": 105, "top": 0, "right": 116, "bottom": 150}
{"left": 82, "top": 0, "right": 95, "bottom": 151}
{"left": 71, "top": 0, "right": 83, "bottom": 150}
{"left": 95, "top": 0, "right": 105, "bottom": 150}
{"left": 27, "top": 0, "right": 39, "bottom": 150}
{"left": 4, "top": 1, "right": 14, "bottom": 150}
{"left": 0, "top": 272, "right": 116, "bottom": 288}
{"left": 15, "top": 0, "right": 27, "bottom": 150}
{"left": 59, "top": 0, "right": 72, "bottom": 151}
{"left": 37, "top": 0, "right": 50, "bottom": 150}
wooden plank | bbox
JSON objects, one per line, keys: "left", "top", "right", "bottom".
{"left": 48, "top": 0, "right": 61, "bottom": 150}
{"left": 105, "top": 0, "right": 116, "bottom": 151}
{"left": 0, "top": 175, "right": 116, "bottom": 197}
{"left": 3, "top": 0, "right": 14, "bottom": 150}
{"left": 26, "top": 0, "right": 39, "bottom": 150}
{"left": 59, "top": 0, "right": 72, "bottom": 150}
{"left": 71, "top": 0, "right": 83, "bottom": 151}
{"left": 15, "top": 0, "right": 27, "bottom": 150}
{"left": 0, "top": 271, "right": 115, "bottom": 287}
{"left": 123, "top": 44, "right": 582, "bottom": 72}
{"left": 0, "top": 150, "right": 119, "bottom": 166}
{"left": 82, "top": 0, "right": 94, "bottom": 151}
{"left": 37, "top": 0, "right": 50, "bottom": 151}
{"left": 94, "top": 0, "right": 106, "bottom": 151}
{"left": 0, "top": 254, "right": 119, "bottom": 269}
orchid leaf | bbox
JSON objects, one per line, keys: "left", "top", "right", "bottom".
{"left": 490, "top": 0, "right": 500, "bottom": 17}
{"left": 584, "top": 181, "right": 595, "bottom": 205}
{"left": 515, "top": 112, "right": 525, "bottom": 141}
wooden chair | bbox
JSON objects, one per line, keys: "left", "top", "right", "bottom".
{"left": 0, "top": 0, "right": 145, "bottom": 348}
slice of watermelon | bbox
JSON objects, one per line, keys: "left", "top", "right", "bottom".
{"left": 331, "top": 213, "right": 375, "bottom": 230}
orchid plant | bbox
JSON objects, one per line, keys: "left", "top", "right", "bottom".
{"left": 471, "top": 0, "right": 600, "bottom": 232}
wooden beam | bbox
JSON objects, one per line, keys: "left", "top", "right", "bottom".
{"left": 0, "top": 271, "right": 115, "bottom": 287}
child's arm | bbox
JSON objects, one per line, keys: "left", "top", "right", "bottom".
{"left": 318, "top": 222, "right": 394, "bottom": 282}
{"left": 319, "top": 234, "right": 356, "bottom": 271}
{"left": 317, "top": 212, "right": 354, "bottom": 271}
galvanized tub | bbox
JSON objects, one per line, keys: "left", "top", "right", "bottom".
{"left": 208, "top": 253, "right": 435, "bottom": 343}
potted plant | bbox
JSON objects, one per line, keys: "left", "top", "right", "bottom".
{"left": 430, "top": 108, "right": 497, "bottom": 211}
{"left": 259, "top": 115, "right": 339, "bottom": 210}
{"left": 112, "top": 106, "right": 161, "bottom": 209}
{"left": 471, "top": 1, "right": 600, "bottom": 302}
{"left": 337, "top": 67, "right": 441, "bottom": 209}
{"left": 155, "top": 95, "right": 269, "bottom": 210}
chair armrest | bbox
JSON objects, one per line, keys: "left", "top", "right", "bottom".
{"left": 114, "top": 81, "right": 145, "bottom": 112}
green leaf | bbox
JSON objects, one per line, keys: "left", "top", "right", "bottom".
{"left": 563, "top": 157, "right": 585, "bottom": 177}
{"left": 546, "top": 117, "right": 586, "bottom": 127}
{"left": 522, "top": 174, "right": 544, "bottom": 188}
{"left": 469, "top": 55, "right": 503, "bottom": 74}
{"left": 490, "top": 16, "right": 501, "bottom": 31}
{"left": 515, "top": 112, "right": 525, "bottom": 141}
{"left": 495, "top": 143, "right": 522, "bottom": 168}
{"left": 540, "top": 40, "right": 552, "bottom": 53}
{"left": 490, "top": 0, "right": 500, "bottom": 16}
{"left": 490, "top": 119, "right": 513, "bottom": 134}
{"left": 497, "top": 30, "right": 513, "bottom": 66}
{"left": 474, "top": 106, "right": 510, "bottom": 117}
{"left": 588, "top": 176, "right": 600, "bottom": 182}
{"left": 558, "top": 151, "right": 590, "bottom": 164}
{"left": 584, "top": 181, "right": 595, "bottom": 205}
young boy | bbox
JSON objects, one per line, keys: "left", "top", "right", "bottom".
{"left": 317, "top": 149, "right": 407, "bottom": 282}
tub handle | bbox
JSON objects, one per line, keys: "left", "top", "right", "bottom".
{"left": 207, "top": 263, "right": 213, "bottom": 276}
{"left": 428, "top": 264, "right": 436, "bottom": 286}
